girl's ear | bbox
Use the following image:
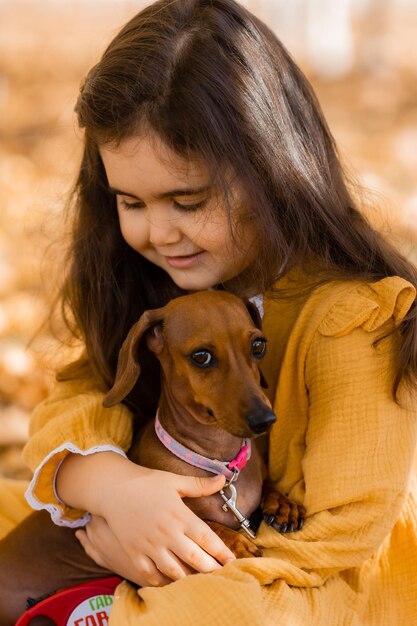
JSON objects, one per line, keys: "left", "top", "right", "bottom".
{"left": 103, "top": 308, "right": 166, "bottom": 407}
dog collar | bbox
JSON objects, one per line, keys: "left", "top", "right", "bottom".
{"left": 155, "top": 411, "right": 251, "bottom": 481}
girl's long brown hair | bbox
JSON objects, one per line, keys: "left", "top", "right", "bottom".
{"left": 62, "top": 0, "right": 417, "bottom": 404}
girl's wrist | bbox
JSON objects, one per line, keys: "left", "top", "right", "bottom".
{"left": 56, "top": 450, "right": 145, "bottom": 516}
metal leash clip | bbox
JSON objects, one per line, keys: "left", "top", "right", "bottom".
{"left": 219, "top": 482, "right": 256, "bottom": 539}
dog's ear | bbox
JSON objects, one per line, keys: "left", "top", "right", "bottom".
{"left": 245, "top": 300, "right": 269, "bottom": 388}
{"left": 146, "top": 324, "right": 164, "bottom": 354}
{"left": 103, "top": 308, "right": 165, "bottom": 407}
{"left": 245, "top": 299, "right": 262, "bottom": 329}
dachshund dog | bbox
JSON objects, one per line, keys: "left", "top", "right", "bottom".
{"left": 103, "top": 290, "right": 304, "bottom": 554}
{"left": 0, "top": 290, "right": 304, "bottom": 625}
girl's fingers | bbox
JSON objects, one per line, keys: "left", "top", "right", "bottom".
{"left": 152, "top": 549, "right": 196, "bottom": 581}
{"left": 174, "top": 474, "right": 236, "bottom": 567}
{"left": 173, "top": 533, "right": 225, "bottom": 573}
{"left": 176, "top": 474, "right": 226, "bottom": 499}
{"left": 76, "top": 523, "right": 171, "bottom": 588}
{"left": 129, "top": 556, "right": 173, "bottom": 588}
{"left": 181, "top": 519, "right": 236, "bottom": 569}
{"left": 75, "top": 528, "right": 107, "bottom": 569}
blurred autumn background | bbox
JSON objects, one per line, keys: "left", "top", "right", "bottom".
{"left": 0, "top": 0, "right": 416, "bottom": 480}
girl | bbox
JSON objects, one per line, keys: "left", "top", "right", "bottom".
{"left": 2, "top": 0, "right": 417, "bottom": 623}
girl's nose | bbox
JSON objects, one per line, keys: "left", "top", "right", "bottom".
{"left": 148, "top": 208, "right": 182, "bottom": 247}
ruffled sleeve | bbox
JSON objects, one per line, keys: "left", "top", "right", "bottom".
{"left": 318, "top": 276, "right": 415, "bottom": 337}
{"left": 22, "top": 370, "right": 134, "bottom": 527}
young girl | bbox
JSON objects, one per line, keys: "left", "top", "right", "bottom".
{"left": 2, "top": 0, "right": 417, "bottom": 623}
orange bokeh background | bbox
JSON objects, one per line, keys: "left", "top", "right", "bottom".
{"left": 0, "top": 0, "right": 416, "bottom": 477}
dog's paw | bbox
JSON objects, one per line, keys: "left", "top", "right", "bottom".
{"left": 229, "top": 532, "right": 262, "bottom": 559}
{"left": 205, "top": 520, "right": 261, "bottom": 558}
{"left": 261, "top": 482, "right": 305, "bottom": 533}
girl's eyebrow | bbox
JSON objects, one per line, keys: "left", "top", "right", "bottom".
{"left": 108, "top": 185, "right": 211, "bottom": 199}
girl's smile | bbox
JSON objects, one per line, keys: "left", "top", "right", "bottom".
{"left": 100, "top": 131, "right": 260, "bottom": 292}
{"left": 164, "top": 251, "right": 206, "bottom": 269}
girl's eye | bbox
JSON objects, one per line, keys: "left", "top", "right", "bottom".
{"left": 173, "top": 200, "right": 207, "bottom": 212}
{"left": 119, "top": 198, "right": 145, "bottom": 210}
{"left": 190, "top": 350, "right": 214, "bottom": 367}
{"left": 252, "top": 338, "right": 267, "bottom": 358}
{"left": 118, "top": 198, "right": 207, "bottom": 211}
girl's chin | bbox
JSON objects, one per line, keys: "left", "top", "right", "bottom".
{"left": 168, "top": 275, "right": 221, "bottom": 291}
{"left": 164, "top": 266, "right": 254, "bottom": 294}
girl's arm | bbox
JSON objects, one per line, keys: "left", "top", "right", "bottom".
{"left": 23, "top": 369, "right": 235, "bottom": 584}
{"left": 22, "top": 370, "right": 133, "bottom": 525}
{"left": 262, "top": 277, "right": 417, "bottom": 579}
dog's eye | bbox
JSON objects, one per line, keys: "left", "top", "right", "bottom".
{"left": 190, "top": 350, "right": 213, "bottom": 367}
{"left": 252, "top": 338, "right": 267, "bottom": 358}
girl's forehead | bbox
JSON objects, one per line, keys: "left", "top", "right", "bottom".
{"left": 99, "top": 132, "right": 211, "bottom": 194}
{"left": 101, "top": 132, "right": 206, "bottom": 174}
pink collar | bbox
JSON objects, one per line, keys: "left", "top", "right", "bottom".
{"left": 155, "top": 411, "right": 251, "bottom": 481}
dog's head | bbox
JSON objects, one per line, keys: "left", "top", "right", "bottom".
{"left": 104, "top": 291, "right": 276, "bottom": 437}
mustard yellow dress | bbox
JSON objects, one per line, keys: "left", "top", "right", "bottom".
{"left": 1, "top": 276, "right": 416, "bottom": 625}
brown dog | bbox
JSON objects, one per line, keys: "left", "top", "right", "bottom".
{"left": 103, "top": 290, "right": 304, "bottom": 557}
{"left": 0, "top": 291, "right": 304, "bottom": 625}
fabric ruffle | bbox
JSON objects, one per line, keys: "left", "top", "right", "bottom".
{"left": 318, "top": 276, "right": 415, "bottom": 338}
{"left": 24, "top": 443, "right": 127, "bottom": 527}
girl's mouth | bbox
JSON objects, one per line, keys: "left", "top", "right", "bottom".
{"left": 164, "top": 252, "right": 205, "bottom": 268}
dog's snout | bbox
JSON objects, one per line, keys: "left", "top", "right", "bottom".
{"left": 247, "top": 407, "right": 277, "bottom": 434}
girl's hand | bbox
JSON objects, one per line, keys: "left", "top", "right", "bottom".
{"left": 57, "top": 453, "right": 236, "bottom": 586}
{"left": 76, "top": 515, "right": 177, "bottom": 587}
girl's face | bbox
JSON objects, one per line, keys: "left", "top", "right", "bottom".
{"left": 99, "top": 132, "right": 260, "bottom": 292}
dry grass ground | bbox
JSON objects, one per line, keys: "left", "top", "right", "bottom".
{"left": 0, "top": 1, "right": 416, "bottom": 479}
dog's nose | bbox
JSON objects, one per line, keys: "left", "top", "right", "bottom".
{"left": 246, "top": 407, "right": 277, "bottom": 434}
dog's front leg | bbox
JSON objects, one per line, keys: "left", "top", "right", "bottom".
{"left": 261, "top": 480, "right": 306, "bottom": 533}
{"left": 204, "top": 520, "right": 261, "bottom": 559}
